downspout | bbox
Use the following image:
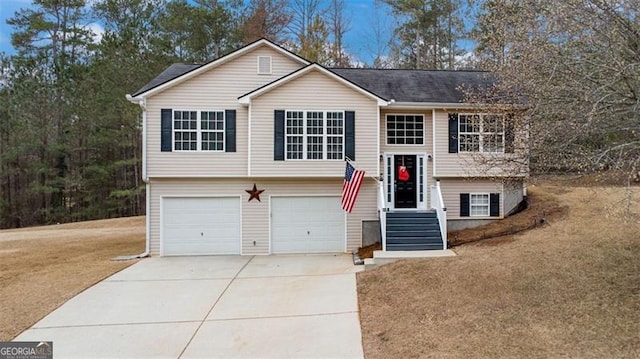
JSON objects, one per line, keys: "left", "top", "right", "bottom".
{"left": 117, "top": 94, "right": 150, "bottom": 260}
{"left": 247, "top": 102, "right": 252, "bottom": 177}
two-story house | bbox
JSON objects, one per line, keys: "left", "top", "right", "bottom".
{"left": 127, "top": 39, "right": 526, "bottom": 257}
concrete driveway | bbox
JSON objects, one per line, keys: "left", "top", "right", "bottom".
{"left": 15, "top": 254, "right": 364, "bottom": 358}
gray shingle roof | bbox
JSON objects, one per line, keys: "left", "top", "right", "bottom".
{"left": 133, "top": 63, "right": 201, "bottom": 96}
{"left": 330, "top": 68, "right": 495, "bottom": 103}
{"left": 133, "top": 62, "right": 494, "bottom": 104}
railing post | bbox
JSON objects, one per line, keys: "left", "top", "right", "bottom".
{"left": 377, "top": 180, "right": 387, "bottom": 251}
{"left": 431, "top": 181, "right": 447, "bottom": 250}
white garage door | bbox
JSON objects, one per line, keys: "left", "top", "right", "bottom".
{"left": 162, "top": 197, "right": 240, "bottom": 256}
{"left": 271, "top": 196, "right": 345, "bottom": 253}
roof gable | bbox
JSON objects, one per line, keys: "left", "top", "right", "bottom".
{"left": 131, "top": 38, "right": 309, "bottom": 98}
{"left": 238, "top": 64, "right": 388, "bottom": 106}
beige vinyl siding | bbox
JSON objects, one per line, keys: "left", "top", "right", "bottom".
{"left": 250, "top": 69, "right": 380, "bottom": 177}
{"left": 433, "top": 109, "right": 526, "bottom": 177}
{"left": 381, "top": 109, "right": 433, "bottom": 153}
{"left": 145, "top": 45, "right": 304, "bottom": 178}
{"left": 148, "top": 178, "right": 377, "bottom": 255}
{"left": 439, "top": 178, "right": 503, "bottom": 219}
{"left": 503, "top": 179, "right": 525, "bottom": 215}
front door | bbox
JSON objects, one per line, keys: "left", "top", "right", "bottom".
{"left": 393, "top": 155, "right": 417, "bottom": 208}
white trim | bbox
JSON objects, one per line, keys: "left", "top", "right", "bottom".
{"left": 142, "top": 101, "right": 148, "bottom": 181}
{"left": 268, "top": 194, "right": 346, "bottom": 254}
{"left": 247, "top": 103, "right": 252, "bottom": 176}
{"left": 257, "top": 55, "right": 272, "bottom": 74}
{"left": 387, "top": 102, "right": 526, "bottom": 110}
{"left": 143, "top": 183, "right": 150, "bottom": 256}
{"left": 238, "top": 64, "right": 388, "bottom": 106}
{"left": 383, "top": 152, "right": 428, "bottom": 210}
{"left": 171, "top": 109, "right": 225, "bottom": 152}
{"left": 238, "top": 196, "right": 244, "bottom": 255}
{"left": 384, "top": 113, "right": 427, "bottom": 146}
{"left": 501, "top": 181, "right": 505, "bottom": 218}
{"left": 147, "top": 174, "right": 345, "bottom": 178}
{"left": 159, "top": 195, "right": 242, "bottom": 256}
{"left": 376, "top": 106, "right": 381, "bottom": 179}
{"left": 432, "top": 109, "right": 437, "bottom": 178}
{"left": 132, "top": 39, "right": 309, "bottom": 99}
{"left": 344, "top": 210, "right": 348, "bottom": 254}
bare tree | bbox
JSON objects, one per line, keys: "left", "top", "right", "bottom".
{"left": 468, "top": 0, "right": 640, "bottom": 183}
{"left": 326, "top": 0, "right": 351, "bottom": 67}
{"left": 287, "top": 0, "right": 329, "bottom": 63}
{"left": 241, "top": 0, "right": 292, "bottom": 43}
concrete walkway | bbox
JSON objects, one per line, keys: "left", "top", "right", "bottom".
{"left": 15, "top": 254, "right": 364, "bottom": 359}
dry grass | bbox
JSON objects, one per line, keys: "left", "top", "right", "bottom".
{"left": 0, "top": 216, "right": 145, "bottom": 341}
{"left": 449, "top": 188, "right": 568, "bottom": 246}
{"left": 357, "top": 183, "right": 640, "bottom": 358}
{"left": 358, "top": 242, "right": 382, "bottom": 259}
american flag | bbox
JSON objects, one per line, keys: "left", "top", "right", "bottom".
{"left": 341, "top": 162, "right": 365, "bottom": 213}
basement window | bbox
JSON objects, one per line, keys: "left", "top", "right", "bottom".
{"left": 470, "top": 193, "right": 490, "bottom": 216}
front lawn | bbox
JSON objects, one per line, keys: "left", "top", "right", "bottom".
{"left": 357, "top": 183, "right": 640, "bottom": 358}
{"left": 0, "top": 217, "right": 145, "bottom": 340}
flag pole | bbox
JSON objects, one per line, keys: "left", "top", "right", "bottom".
{"left": 344, "top": 157, "right": 381, "bottom": 183}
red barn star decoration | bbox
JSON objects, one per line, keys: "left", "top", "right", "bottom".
{"left": 245, "top": 184, "right": 264, "bottom": 202}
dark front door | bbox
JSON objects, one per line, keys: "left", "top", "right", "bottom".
{"left": 394, "top": 155, "right": 417, "bottom": 208}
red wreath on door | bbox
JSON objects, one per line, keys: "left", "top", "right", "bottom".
{"left": 397, "top": 156, "right": 410, "bottom": 182}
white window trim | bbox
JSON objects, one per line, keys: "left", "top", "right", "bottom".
{"left": 284, "top": 110, "right": 345, "bottom": 161}
{"left": 385, "top": 114, "right": 426, "bottom": 146}
{"left": 172, "top": 109, "right": 225, "bottom": 152}
{"left": 469, "top": 193, "right": 490, "bottom": 217}
{"left": 458, "top": 113, "right": 505, "bottom": 153}
{"left": 257, "top": 56, "right": 272, "bottom": 75}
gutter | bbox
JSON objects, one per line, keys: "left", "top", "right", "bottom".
{"left": 387, "top": 101, "right": 529, "bottom": 110}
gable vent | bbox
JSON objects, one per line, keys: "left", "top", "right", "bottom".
{"left": 257, "top": 56, "right": 272, "bottom": 74}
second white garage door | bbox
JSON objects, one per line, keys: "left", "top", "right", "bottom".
{"left": 271, "top": 196, "right": 345, "bottom": 253}
{"left": 162, "top": 197, "right": 240, "bottom": 256}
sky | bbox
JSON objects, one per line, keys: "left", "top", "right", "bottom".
{"left": 0, "top": 0, "right": 397, "bottom": 64}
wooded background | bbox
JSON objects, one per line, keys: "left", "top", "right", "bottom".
{"left": 0, "top": 0, "right": 638, "bottom": 228}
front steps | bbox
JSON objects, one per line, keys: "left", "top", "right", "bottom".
{"left": 364, "top": 249, "right": 457, "bottom": 270}
{"left": 386, "top": 211, "right": 444, "bottom": 251}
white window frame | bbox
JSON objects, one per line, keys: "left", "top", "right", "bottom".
{"left": 386, "top": 114, "right": 425, "bottom": 146}
{"left": 285, "top": 110, "right": 345, "bottom": 161}
{"left": 469, "top": 193, "right": 490, "bottom": 217}
{"left": 173, "top": 109, "right": 225, "bottom": 152}
{"left": 257, "top": 56, "right": 272, "bottom": 75}
{"left": 458, "top": 113, "right": 505, "bottom": 153}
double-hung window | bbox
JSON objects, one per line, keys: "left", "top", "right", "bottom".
{"left": 173, "top": 110, "right": 224, "bottom": 151}
{"left": 201, "top": 111, "right": 224, "bottom": 151}
{"left": 470, "top": 193, "right": 490, "bottom": 216}
{"left": 285, "top": 110, "right": 344, "bottom": 160}
{"left": 459, "top": 114, "right": 505, "bottom": 153}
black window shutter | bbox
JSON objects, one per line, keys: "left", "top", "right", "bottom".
{"left": 161, "top": 109, "right": 172, "bottom": 152}
{"left": 448, "top": 113, "right": 459, "bottom": 153}
{"left": 345, "top": 111, "right": 355, "bottom": 160}
{"left": 225, "top": 109, "right": 236, "bottom": 152}
{"left": 460, "top": 193, "right": 470, "bottom": 217}
{"left": 490, "top": 193, "right": 500, "bottom": 217}
{"left": 274, "top": 110, "right": 285, "bottom": 161}
{"left": 504, "top": 114, "right": 515, "bottom": 153}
